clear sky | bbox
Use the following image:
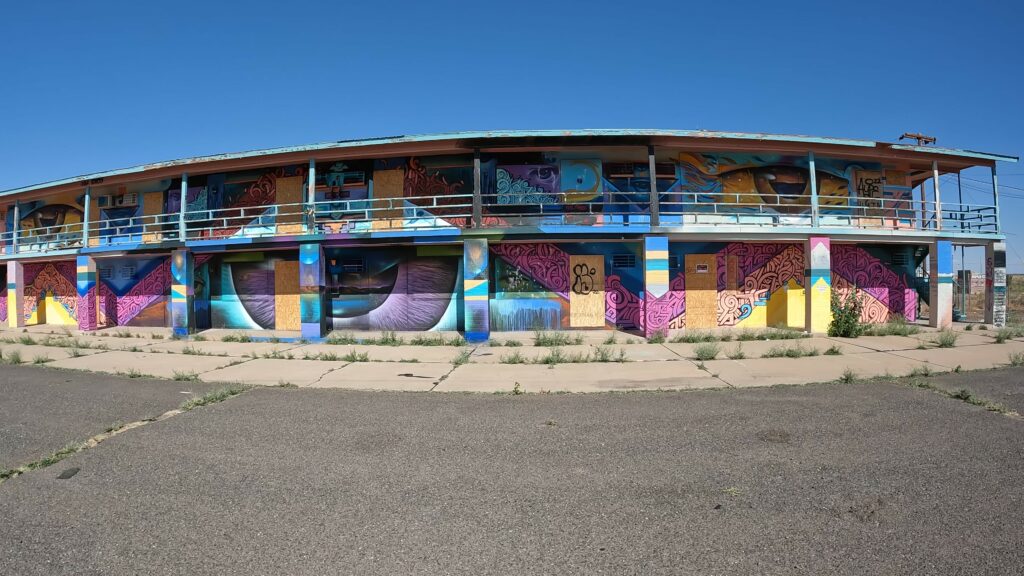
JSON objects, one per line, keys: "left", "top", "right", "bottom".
{"left": 2, "top": 0, "right": 1021, "bottom": 270}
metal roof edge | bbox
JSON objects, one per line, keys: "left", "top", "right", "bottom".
{"left": 1, "top": 129, "right": 1015, "bottom": 197}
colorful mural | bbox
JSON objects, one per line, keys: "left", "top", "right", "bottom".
{"left": 325, "top": 246, "right": 460, "bottom": 331}
{"left": 832, "top": 244, "right": 917, "bottom": 323}
{"left": 674, "top": 153, "right": 913, "bottom": 218}
{"left": 207, "top": 252, "right": 297, "bottom": 330}
{"left": 22, "top": 261, "right": 77, "bottom": 325}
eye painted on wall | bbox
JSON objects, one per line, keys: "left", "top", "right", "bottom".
{"left": 753, "top": 167, "right": 810, "bottom": 213}
{"left": 25, "top": 205, "right": 83, "bottom": 229}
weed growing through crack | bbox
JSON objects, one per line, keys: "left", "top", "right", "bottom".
{"left": 0, "top": 441, "right": 87, "bottom": 483}
{"left": 192, "top": 335, "right": 207, "bottom": 342}
{"left": 452, "top": 349, "right": 472, "bottom": 366}
{"left": 1008, "top": 352, "right": 1024, "bottom": 367}
{"left": 118, "top": 368, "right": 143, "bottom": 378}
{"left": 180, "top": 384, "right": 249, "bottom": 411}
{"left": 838, "top": 367, "right": 857, "bottom": 384}
{"left": 727, "top": 344, "right": 746, "bottom": 360}
{"left": 326, "top": 332, "right": 358, "bottom": 345}
{"left": 221, "top": 333, "right": 252, "bottom": 343}
{"left": 533, "top": 331, "right": 584, "bottom": 346}
{"left": 964, "top": 324, "right": 974, "bottom": 331}
{"left": 647, "top": 330, "right": 667, "bottom": 344}
{"left": 512, "top": 382, "right": 524, "bottom": 395}
{"left": 671, "top": 331, "right": 717, "bottom": 344}
{"left": 32, "top": 354, "right": 50, "bottom": 365}
{"left": 18, "top": 336, "right": 35, "bottom": 346}
{"left": 341, "top": 351, "right": 370, "bottom": 362}
{"left": 863, "top": 317, "right": 920, "bottom": 337}
{"left": 172, "top": 370, "right": 199, "bottom": 382}
{"left": 908, "top": 364, "right": 933, "bottom": 378}
{"left": 935, "top": 329, "right": 958, "bottom": 348}
{"left": 68, "top": 348, "right": 83, "bottom": 358}
{"left": 501, "top": 350, "right": 528, "bottom": 364}
{"left": 503, "top": 339, "right": 522, "bottom": 347}
{"left": 824, "top": 344, "right": 843, "bottom": 356}
{"left": 399, "top": 358, "right": 420, "bottom": 363}
{"left": 693, "top": 342, "right": 720, "bottom": 361}
{"left": 603, "top": 332, "right": 618, "bottom": 345}
{"left": 5, "top": 351, "right": 22, "bottom": 365}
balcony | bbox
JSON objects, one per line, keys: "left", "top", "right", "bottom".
{"left": 0, "top": 191, "right": 1000, "bottom": 257}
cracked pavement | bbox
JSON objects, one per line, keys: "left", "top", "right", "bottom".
{"left": 1, "top": 365, "right": 1023, "bottom": 575}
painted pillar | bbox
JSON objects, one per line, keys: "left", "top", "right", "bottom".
{"left": 804, "top": 236, "right": 831, "bottom": 334}
{"left": 11, "top": 202, "right": 19, "bottom": 254}
{"left": 76, "top": 255, "right": 98, "bottom": 332}
{"left": 7, "top": 261, "right": 24, "bottom": 328}
{"left": 932, "top": 161, "right": 942, "bottom": 230}
{"left": 82, "top": 186, "right": 91, "bottom": 247}
{"left": 985, "top": 241, "right": 1007, "bottom": 326}
{"left": 472, "top": 150, "right": 482, "bottom": 228}
{"left": 928, "top": 240, "right": 954, "bottom": 329}
{"left": 178, "top": 173, "right": 188, "bottom": 242}
{"left": 307, "top": 159, "right": 317, "bottom": 233}
{"left": 462, "top": 237, "right": 489, "bottom": 343}
{"left": 808, "top": 151, "right": 819, "bottom": 227}
{"left": 170, "top": 249, "right": 194, "bottom": 337}
{"left": 647, "top": 146, "right": 660, "bottom": 227}
{"left": 299, "top": 243, "right": 326, "bottom": 339}
{"left": 642, "top": 235, "right": 670, "bottom": 338}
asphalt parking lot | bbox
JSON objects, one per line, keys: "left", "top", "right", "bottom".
{"left": 1, "top": 366, "right": 1022, "bottom": 575}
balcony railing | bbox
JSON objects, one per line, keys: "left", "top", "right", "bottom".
{"left": 0, "top": 192, "right": 1000, "bottom": 255}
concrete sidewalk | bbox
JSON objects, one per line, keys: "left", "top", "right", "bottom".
{"left": 2, "top": 324, "right": 1022, "bottom": 393}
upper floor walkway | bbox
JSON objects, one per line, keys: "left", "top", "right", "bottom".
{"left": 0, "top": 129, "right": 1014, "bottom": 256}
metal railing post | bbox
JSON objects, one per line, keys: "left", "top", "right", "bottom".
{"left": 932, "top": 161, "right": 942, "bottom": 230}
{"left": 992, "top": 164, "right": 1001, "bottom": 233}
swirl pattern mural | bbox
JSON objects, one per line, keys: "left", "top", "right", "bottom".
{"left": 831, "top": 244, "right": 916, "bottom": 322}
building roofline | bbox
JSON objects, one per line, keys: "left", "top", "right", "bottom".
{"left": 1, "top": 129, "right": 1017, "bottom": 198}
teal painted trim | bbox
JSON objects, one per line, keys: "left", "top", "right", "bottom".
{"left": 6, "top": 129, "right": 1014, "bottom": 197}
{"left": 888, "top": 144, "right": 1018, "bottom": 163}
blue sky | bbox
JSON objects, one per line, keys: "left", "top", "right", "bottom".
{"left": 2, "top": 0, "right": 1021, "bottom": 269}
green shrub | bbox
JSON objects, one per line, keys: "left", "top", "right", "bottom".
{"left": 828, "top": 291, "right": 865, "bottom": 338}
{"left": 693, "top": 342, "right": 720, "bottom": 361}
{"left": 935, "top": 329, "right": 958, "bottom": 348}
{"left": 647, "top": 330, "right": 667, "bottom": 344}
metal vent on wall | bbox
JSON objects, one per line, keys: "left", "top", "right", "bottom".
{"left": 612, "top": 254, "right": 636, "bottom": 269}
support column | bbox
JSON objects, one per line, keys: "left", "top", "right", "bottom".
{"left": 82, "top": 186, "right": 91, "bottom": 247}
{"left": 985, "top": 241, "right": 1007, "bottom": 326}
{"left": 642, "top": 236, "right": 670, "bottom": 338}
{"left": 932, "top": 161, "right": 942, "bottom": 230}
{"left": 929, "top": 240, "right": 953, "bottom": 329}
{"left": 648, "top": 146, "right": 660, "bottom": 227}
{"left": 808, "top": 151, "right": 819, "bottom": 227}
{"left": 299, "top": 243, "right": 326, "bottom": 339}
{"left": 178, "top": 173, "right": 188, "bottom": 242}
{"left": 804, "top": 236, "right": 831, "bottom": 334}
{"left": 472, "top": 150, "right": 482, "bottom": 229}
{"left": 463, "top": 238, "right": 489, "bottom": 343}
{"left": 7, "top": 261, "right": 24, "bottom": 328}
{"left": 76, "top": 255, "right": 98, "bottom": 332}
{"left": 170, "top": 249, "right": 194, "bottom": 337}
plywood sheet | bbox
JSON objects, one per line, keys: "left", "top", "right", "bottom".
{"left": 372, "top": 168, "right": 405, "bottom": 230}
{"left": 568, "top": 255, "right": 605, "bottom": 328}
{"left": 274, "top": 259, "right": 300, "bottom": 331}
{"left": 685, "top": 254, "right": 717, "bottom": 328}
{"left": 276, "top": 176, "right": 304, "bottom": 235}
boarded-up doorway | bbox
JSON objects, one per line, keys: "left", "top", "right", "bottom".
{"left": 568, "top": 255, "right": 605, "bottom": 327}
{"left": 685, "top": 254, "right": 717, "bottom": 328}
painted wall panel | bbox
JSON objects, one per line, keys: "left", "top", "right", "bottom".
{"left": 568, "top": 255, "right": 605, "bottom": 327}
{"left": 274, "top": 259, "right": 300, "bottom": 331}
